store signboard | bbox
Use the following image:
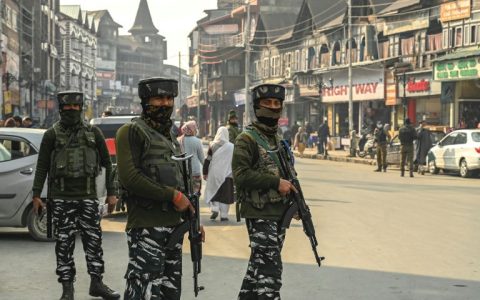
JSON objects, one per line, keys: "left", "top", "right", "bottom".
{"left": 440, "top": 0, "right": 471, "bottom": 22}
{"left": 320, "top": 68, "right": 384, "bottom": 103}
{"left": 384, "top": 10, "right": 429, "bottom": 36}
{"left": 402, "top": 73, "right": 441, "bottom": 97}
{"left": 433, "top": 56, "right": 480, "bottom": 81}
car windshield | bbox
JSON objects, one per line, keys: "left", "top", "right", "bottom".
{"left": 472, "top": 132, "right": 480, "bottom": 142}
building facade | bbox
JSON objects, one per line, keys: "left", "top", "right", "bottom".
{"left": 59, "top": 5, "right": 97, "bottom": 119}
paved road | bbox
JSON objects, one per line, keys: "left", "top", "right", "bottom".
{"left": 0, "top": 158, "right": 479, "bottom": 300}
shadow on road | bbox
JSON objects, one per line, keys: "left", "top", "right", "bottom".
{"left": 1, "top": 231, "right": 479, "bottom": 300}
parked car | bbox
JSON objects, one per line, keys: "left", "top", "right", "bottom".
{"left": 90, "top": 115, "right": 138, "bottom": 211}
{"left": 386, "top": 129, "right": 445, "bottom": 167}
{"left": 0, "top": 127, "right": 110, "bottom": 241}
{"left": 427, "top": 129, "right": 480, "bottom": 178}
{"left": 0, "top": 128, "right": 49, "bottom": 241}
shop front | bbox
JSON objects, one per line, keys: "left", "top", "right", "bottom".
{"left": 320, "top": 67, "right": 386, "bottom": 137}
{"left": 433, "top": 51, "right": 480, "bottom": 129}
{"left": 397, "top": 71, "right": 443, "bottom": 126}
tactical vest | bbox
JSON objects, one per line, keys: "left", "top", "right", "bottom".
{"left": 51, "top": 122, "right": 100, "bottom": 192}
{"left": 237, "top": 128, "right": 286, "bottom": 209}
{"left": 131, "top": 118, "right": 184, "bottom": 196}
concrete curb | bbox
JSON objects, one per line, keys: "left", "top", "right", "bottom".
{"left": 293, "top": 152, "right": 377, "bottom": 166}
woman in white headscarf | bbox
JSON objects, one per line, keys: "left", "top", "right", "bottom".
{"left": 203, "top": 126, "right": 235, "bottom": 221}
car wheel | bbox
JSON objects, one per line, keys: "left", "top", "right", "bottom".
{"left": 27, "top": 207, "right": 54, "bottom": 242}
{"left": 459, "top": 159, "right": 472, "bottom": 178}
{"left": 428, "top": 160, "right": 439, "bottom": 174}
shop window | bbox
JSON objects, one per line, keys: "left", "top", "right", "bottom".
{"left": 270, "top": 56, "right": 280, "bottom": 77}
{"left": 455, "top": 27, "right": 463, "bottom": 47}
{"left": 400, "top": 36, "right": 414, "bottom": 56}
{"left": 263, "top": 58, "right": 269, "bottom": 78}
{"left": 471, "top": 24, "right": 478, "bottom": 44}
{"left": 319, "top": 44, "right": 329, "bottom": 67}
{"left": 359, "top": 37, "right": 366, "bottom": 62}
{"left": 293, "top": 50, "right": 300, "bottom": 71}
{"left": 308, "top": 47, "right": 316, "bottom": 69}
{"left": 332, "top": 42, "right": 341, "bottom": 65}
{"left": 427, "top": 33, "right": 442, "bottom": 51}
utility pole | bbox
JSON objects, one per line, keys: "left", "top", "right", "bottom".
{"left": 244, "top": 0, "right": 252, "bottom": 126}
{"left": 347, "top": 0, "right": 354, "bottom": 133}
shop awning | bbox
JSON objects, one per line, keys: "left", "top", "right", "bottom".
{"left": 432, "top": 49, "right": 480, "bottom": 62}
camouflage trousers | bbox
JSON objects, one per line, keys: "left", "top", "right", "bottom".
{"left": 238, "top": 219, "right": 286, "bottom": 300}
{"left": 124, "top": 227, "right": 184, "bottom": 300}
{"left": 52, "top": 198, "right": 104, "bottom": 282}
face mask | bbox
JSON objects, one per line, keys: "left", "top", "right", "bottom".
{"left": 255, "top": 106, "right": 282, "bottom": 127}
{"left": 144, "top": 105, "right": 174, "bottom": 123}
{"left": 60, "top": 110, "right": 82, "bottom": 126}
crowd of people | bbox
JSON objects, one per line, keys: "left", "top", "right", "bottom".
{"left": 0, "top": 115, "right": 35, "bottom": 128}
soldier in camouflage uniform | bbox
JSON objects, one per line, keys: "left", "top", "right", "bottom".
{"left": 32, "top": 91, "right": 120, "bottom": 300}
{"left": 116, "top": 78, "right": 203, "bottom": 300}
{"left": 227, "top": 109, "right": 241, "bottom": 144}
{"left": 233, "top": 84, "right": 296, "bottom": 300}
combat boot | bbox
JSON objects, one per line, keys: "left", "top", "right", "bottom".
{"left": 59, "top": 281, "right": 74, "bottom": 300}
{"left": 89, "top": 276, "right": 120, "bottom": 300}
{"left": 401, "top": 169, "right": 405, "bottom": 177}
{"left": 410, "top": 171, "right": 414, "bottom": 178}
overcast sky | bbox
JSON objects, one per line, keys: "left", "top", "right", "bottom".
{"left": 61, "top": 0, "right": 218, "bottom": 69}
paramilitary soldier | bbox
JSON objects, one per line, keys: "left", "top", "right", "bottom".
{"left": 31, "top": 91, "right": 121, "bottom": 300}
{"left": 399, "top": 118, "right": 418, "bottom": 177}
{"left": 116, "top": 77, "right": 205, "bottom": 300}
{"left": 233, "top": 84, "right": 297, "bottom": 300}
{"left": 226, "top": 109, "right": 241, "bottom": 143}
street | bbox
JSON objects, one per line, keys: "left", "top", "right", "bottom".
{"left": 0, "top": 158, "right": 479, "bottom": 300}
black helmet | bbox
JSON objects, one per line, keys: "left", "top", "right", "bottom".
{"left": 57, "top": 91, "right": 83, "bottom": 110}
{"left": 138, "top": 77, "right": 178, "bottom": 104}
{"left": 251, "top": 84, "right": 285, "bottom": 105}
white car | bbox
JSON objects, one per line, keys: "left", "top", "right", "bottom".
{"left": 0, "top": 127, "right": 108, "bottom": 241}
{"left": 427, "top": 129, "right": 480, "bottom": 178}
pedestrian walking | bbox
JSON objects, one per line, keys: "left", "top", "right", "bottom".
{"left": 203, "top": 126, "right": 234, "bottom": 221}
{"left": 226, "top": 110, "right": 241, "bottom": 144}
{"left": 317, "top": 121, "right": 330, "bottom": 157}
{"left": 31, "top": 91, "right": 120, "bottom": 300}
{"left": 233, "top": 83, "right": 297, "bottom": 300}
{"left": 416, "top": 121, "right": 432, "bottom": 175}
{"left": 399, "top": 118, "right": 418, "bottom": 177}
{"left": 178, "top": 120, "right": 204, "bottom": 193}
{"left": 294, "top": 126, "right": 308, "bottom": 157}
{"left": 374, "top": 122, "right": 390, "bottom": 172}
{"left": 115, "top": 77, "right": 204, "bottom": 300}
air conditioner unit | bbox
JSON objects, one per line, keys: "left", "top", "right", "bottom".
{"left": 285, "top": 67, "right": 291, "bottom": 79}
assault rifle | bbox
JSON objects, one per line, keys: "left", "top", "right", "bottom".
{"left": 270, "top": 140, "right": 325, "bottom": 267}
{"left": 167, "top": 153, "right": 204, "bottom": 297}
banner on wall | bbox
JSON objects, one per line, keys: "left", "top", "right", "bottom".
{"left": 320, "top": 68, "right": 384, "bottom": 103}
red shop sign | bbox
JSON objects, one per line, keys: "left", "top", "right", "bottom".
{"left": 407, "top": 79, "right": 430, "bottom": 93}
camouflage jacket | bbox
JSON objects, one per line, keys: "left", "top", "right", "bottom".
{"left": 232, "top": 122, "right": 288, "bottom": 220}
